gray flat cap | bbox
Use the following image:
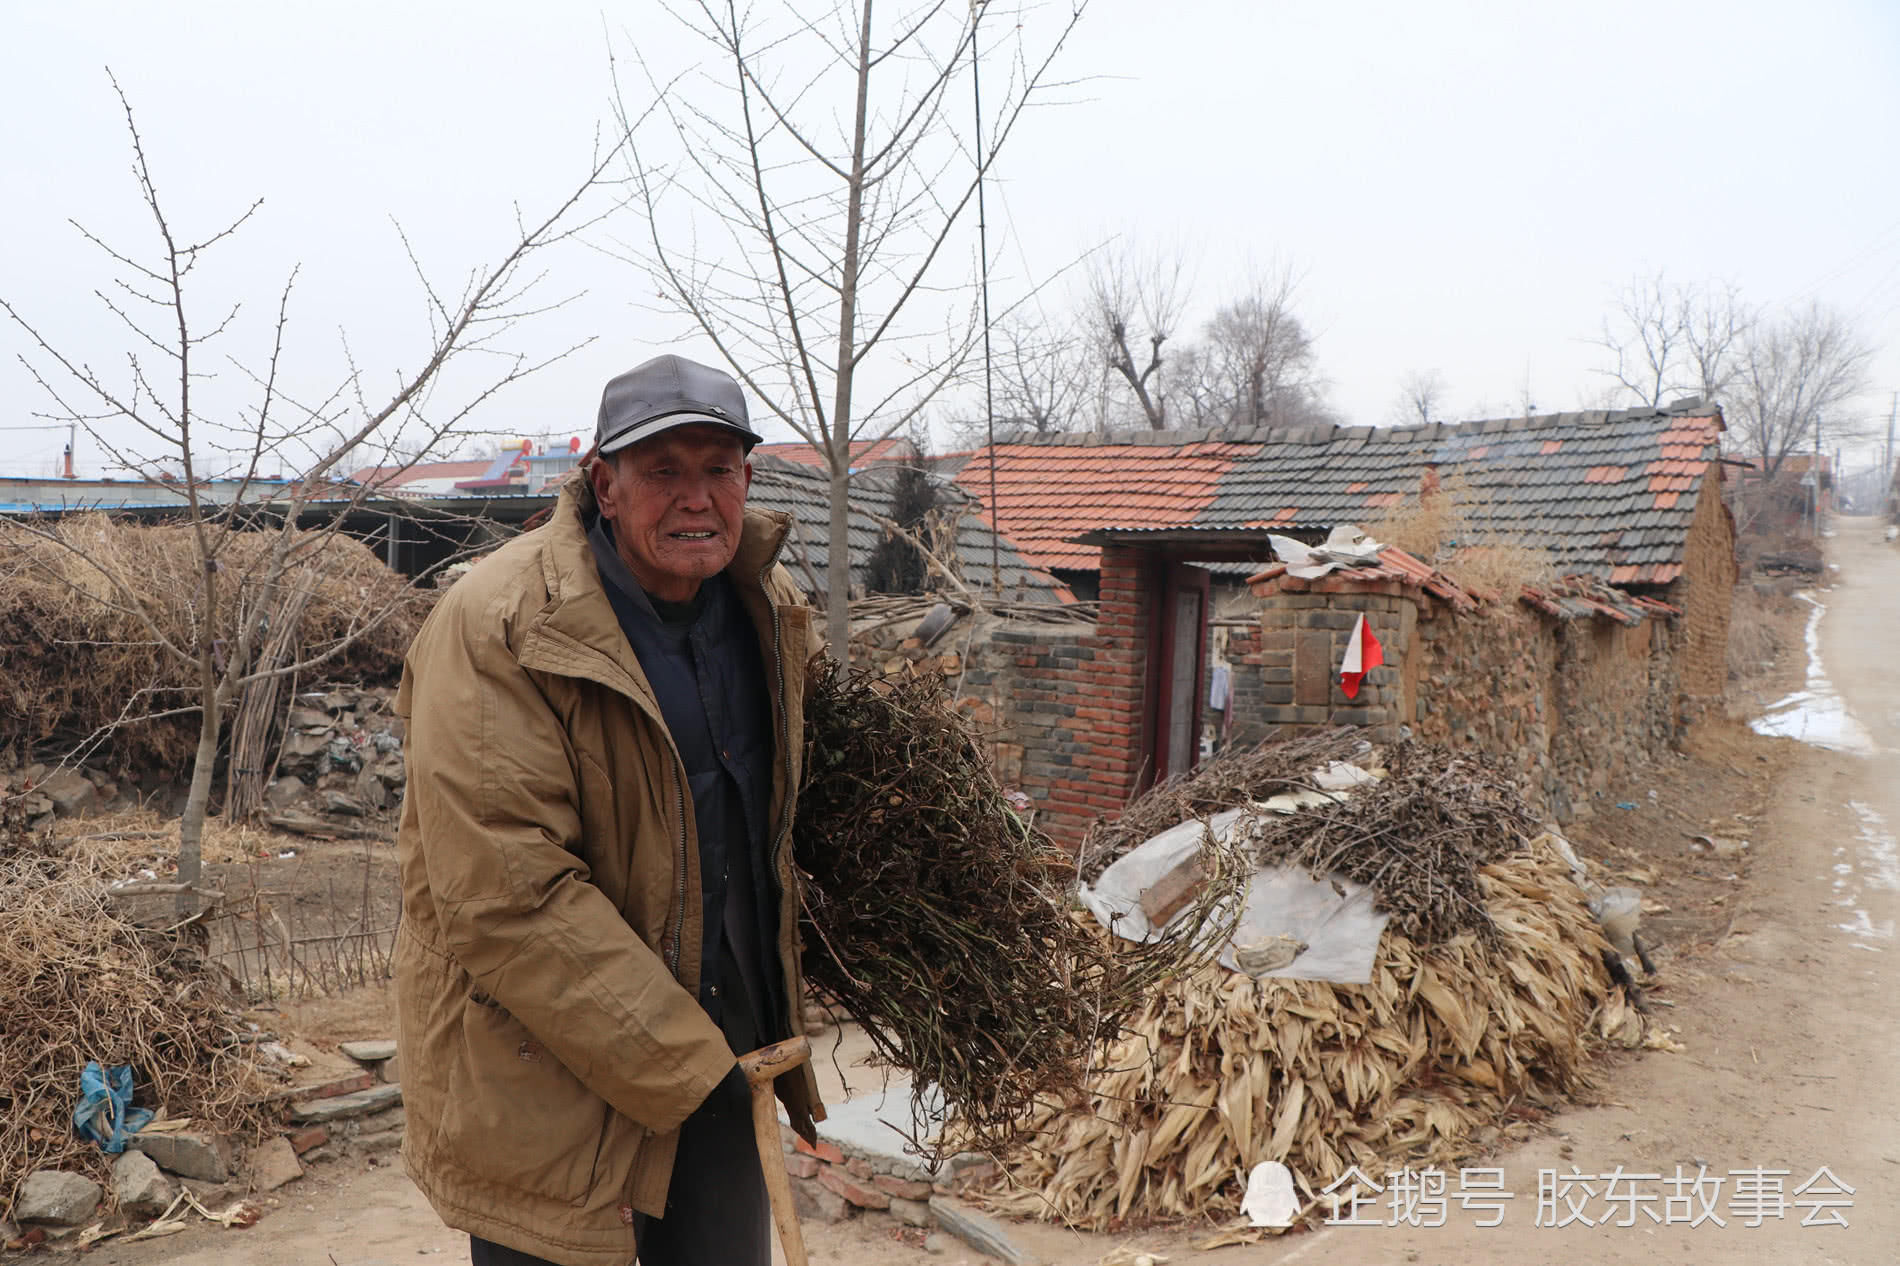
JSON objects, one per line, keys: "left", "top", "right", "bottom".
{"left": 596, "top": 354, "right": 762, "bottom": 456}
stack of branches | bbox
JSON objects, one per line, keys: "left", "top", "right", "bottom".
{"left": 794, "top": 657, "right": 1225, "bottom": 1158}
{"left": 0, "top": 514, "right": 425, "bottom": 775}
{"left": 979, "top": 836, "right": 1630, "bottom": 1232}
{"left": 1234, "top": 742, "right": 1539, "bottom": 945}
{"left": 0, "top": 831, "right": 268, "bottom": 1202}
{"left": 1078, "top": 729, "right": 1368, "bottom": 882}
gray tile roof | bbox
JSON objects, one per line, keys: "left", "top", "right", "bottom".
{"left": 955, "top": 400, "right": 1724, "bottom": 586}
{"left": 746, "top": 456, "right": 1067, "bottom": 603}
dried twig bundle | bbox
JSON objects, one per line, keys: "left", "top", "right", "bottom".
{"left": 1235, "top": 741, "right": 1539, "bottom": 944}
{"left": 1078, "top": 729, "right": 1368, "bottom": 882}
{"left": 979, "top": 839, "right": 1623, "bottom": 1232}
{"left": 794, "top": 657, "right": 1224, "bottom": 1157}
{"left": 0, "top": 832, "right": 268, "bottom": 1203}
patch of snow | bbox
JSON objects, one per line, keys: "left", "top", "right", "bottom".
{"left": 1749, "top": 592, "right": 1876, "bottom": 754}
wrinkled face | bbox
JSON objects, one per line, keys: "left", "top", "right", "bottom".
{"left": 590, "top": 424, "right": 752, "bottom": 603}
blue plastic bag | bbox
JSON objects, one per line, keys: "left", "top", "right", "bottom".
{"left": 72, "top": 1062, "right": 154, "bottom": 1153}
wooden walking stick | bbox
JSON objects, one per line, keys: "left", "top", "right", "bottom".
{"left": 739, "top": 1036, "right": 813, "bottom": 1266}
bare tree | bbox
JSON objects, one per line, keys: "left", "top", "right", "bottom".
{"left": 610, "top": 0, "right": 1086, "bottom": 649}
{"left": 983, "top": 313, "right": 1092, "bottom": 438}
{"left": 1594, "top": 272, "right": 1753, "bottom": 407}
{"left": 1730, "top": 302, "right": 1872, "bottom": 476}
{"left": 1388, "top": 369, "right": 1446, "bottom": 426}
{"left": 1198, "top": 268, "right": 1329, "bottom": 429}
{"left": 1088, "top": 243, "right": 1188, "bottom": 430}
{"left": 1678, "top": 280, "right": 1750, "bottom": 403}
{"left": 1, "top": 81, "right": 622, "bottom": 912}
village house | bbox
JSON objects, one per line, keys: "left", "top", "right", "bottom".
{"left": 938, "top": 400, "right": 1736, "bottom": 846}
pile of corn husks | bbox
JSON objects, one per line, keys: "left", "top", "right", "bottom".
{"left": 979, "top": 831, "right": 1647, "bottom": 1230}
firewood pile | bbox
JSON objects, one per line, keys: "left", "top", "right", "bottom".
{"left": 974, "top": 741, "right": 1647, "bottom": 1233}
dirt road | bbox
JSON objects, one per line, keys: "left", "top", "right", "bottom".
{"left": 90, "top": 520, "right": 1900, "bottom": 1266}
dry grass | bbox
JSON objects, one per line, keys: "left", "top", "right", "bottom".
{"left": 1363, "top": 483, "right": 1466, "bottom": 561}
{"left": 1440, "top": 541, "right": 1560, "bottom": 598}
{"left": 0, "top": 830, "right": 270, "bottom": 1206}
{"left": 0, "top": 516, "right": 424, "bottom": 774}
{"left": 1364, "top": 474, "right": 1561, "bottom": 608}
{"left": 1726, "top": 585, "right": 1804, "bottom": 689}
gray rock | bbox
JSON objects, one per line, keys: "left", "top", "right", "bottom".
{"left": 353, "top": 1129, "right": 404, "bottom": 1154}
{"left": 930, "top": 1198, "right": 1032, "bottom": 1265}
{"left": 265, "top": 776, "right": 309, "bottom": 810}
{"left": 288, "top": 707, "right": 333, "bottom": 730}
{"left": 377, "top": 1051, "right": 403, "bottom": 1084}
{"left": 245, "top": 1136, "right": 304, "bottom": 1192}
{"left": 923, "top": 1232, "right": 951, "bottom": 1255}
{"left": 129, "top": 1130, "right": 231, "bottom": 1182}
{"left": 110, "top": 1149, "right": 177, "bottom": 1219}
{"left": 789, "top": 1175, "right": 853, "bottom": 1224}
{"left": 891, "top": 1195, "right": 933, "bottom": 1227}
{"left": 290, "top": 1083, "right": 402, "bottom": 1123}
{"left": 321, "top": 789, "right": 367, "bottom": 817}
{"left": 15, "top": 1170, "right": 102, "bottom": 1226}
{"left": 339, "top": 1039, "right": 398, "bottom": 1063}
{"left": 24, "top": 793, "right": 54, "bottom": 818}
{"left": 39, "top": 769, "right": 96, "bottom": 816}
{"left": 353, "top": 766, "right": 389, "bottom": 810}
{"left": 281, "top": 730, "right": 331, "bottom": 760}
{"left": 23, "top": 762, "right": 47, "bottom": 784}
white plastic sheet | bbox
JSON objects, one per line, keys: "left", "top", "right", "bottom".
{"left": 1266, "top": 523, "right": 1385, "bottom": 579}
{"left": 1078, "top": 800, "right": 1391, "bottom": 985}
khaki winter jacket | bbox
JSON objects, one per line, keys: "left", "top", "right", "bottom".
{"left": 391, "top": 478, "right": 822, "bottom": 1266}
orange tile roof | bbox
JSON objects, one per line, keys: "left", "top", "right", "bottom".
{"left": 953, "top": 440, "right": 1251, "bottom": 569}
{"left": 751, "top": 437, "right": 911, "bottom": 470}
{"left": 350, "top": 459, "right": 494, "bottom": 487}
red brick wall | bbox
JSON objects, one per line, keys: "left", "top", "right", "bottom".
{"left": 942, "top": 546, "right": 1157, "bottom": 851}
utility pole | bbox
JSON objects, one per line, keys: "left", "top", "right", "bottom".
{"left": 1885, "top": 391, "right": 1895, "bottom": 499}
{"left": 1812, "top": 413, "right": 1823, "bottom": 537}
{"left": 971, "top": 0, "right": 999, "bottom": 595}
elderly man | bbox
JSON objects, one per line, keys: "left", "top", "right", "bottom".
{"left": 392, "top": 354, "right": 822, "bottom": 1266}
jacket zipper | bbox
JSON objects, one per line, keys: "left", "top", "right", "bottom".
{"left": 758, "top": 539, "right": 796, "bottom": 1024}
{"left": 664, "top": 768, "right": 687, "bottom": 975}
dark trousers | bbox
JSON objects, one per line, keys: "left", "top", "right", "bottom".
{"left": 469, "top": 1065, "right": 768, "bottom": 1266}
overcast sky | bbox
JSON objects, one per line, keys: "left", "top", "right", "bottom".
{"left": 4, "top": 0, "right": 1898, "bottom": 480}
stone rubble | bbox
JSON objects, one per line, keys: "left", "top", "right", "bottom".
{"left": 108, "top": 1149, "right": 177, "bottom": 1219}
{"left": 13, "top": 1170, "right": 103, "bottom": 1227}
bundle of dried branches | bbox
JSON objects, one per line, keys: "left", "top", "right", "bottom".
{"left": 1077, "top": 730, "right": 1369, "bottom": 882}
{"left": 1233, "top": 742, "right": 1538, "bottom": 945}
{"left": 794, "top": 657, "right": 1226, "bottom": 1157}
{"left": 979, "top": 838, "right": 1635, "bottom": 1232}
{"left": 0, "top": 833, "right": 268, "bottom": 1202}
